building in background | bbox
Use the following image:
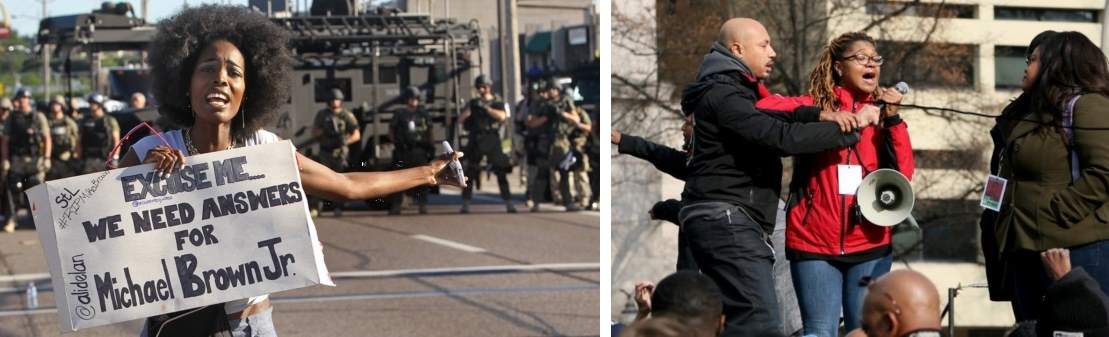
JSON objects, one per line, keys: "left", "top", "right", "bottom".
{"left": 399, "top": 0, "right": 598, "bottom": 104}
{"left": 613, "top": 0, "right": 1108, "bottom": 332}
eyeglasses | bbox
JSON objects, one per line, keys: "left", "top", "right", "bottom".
{"left": 841, "top": 53, "right": 884, "bottom": 66}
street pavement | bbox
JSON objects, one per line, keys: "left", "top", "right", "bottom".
{"left": 0, "top": 181, "right": 601, "bottom": 337}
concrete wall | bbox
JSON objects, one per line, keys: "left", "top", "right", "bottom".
{"left": 610, "top": 0, "right": 692, "bottom": 323}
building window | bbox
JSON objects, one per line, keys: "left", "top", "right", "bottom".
{"left": 878, "top": 41, "right": 976, "bottom": 89}
{"left": 995, "top": 6, "right": 1099, "bottom": 23}
{"left": 995, "top": 46, "right": 1027, "bottom": 90}
{"left": 866, "top": 1, "right": 977, "bottom": 19}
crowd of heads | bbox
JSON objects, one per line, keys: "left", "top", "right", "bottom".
{"left": 622, "top": 251, "right": 1109, "bottom": 337}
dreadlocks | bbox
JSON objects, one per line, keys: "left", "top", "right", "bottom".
{"left": 808, "top": 32, "right": 879, "bottom": 112}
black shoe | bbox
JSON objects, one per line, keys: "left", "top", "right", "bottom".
{"left": 565, "top": 204, "right": 581, "bottom": 212}
{"left": 418, "top": 205, "right": 428, "bottom": 214}
{"left": 460, "top": 204, "right": 470, "bottom": 214}
{"left": 506, "top": 203, "right": 517, "bottom": 213}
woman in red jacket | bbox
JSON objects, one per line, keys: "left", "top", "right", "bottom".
{"left": 756, "top": 32, "right": 915, "bottom": 337}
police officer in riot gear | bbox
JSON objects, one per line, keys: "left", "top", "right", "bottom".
{"left": 562, "top": 90, "right": 592, "bottom": 210}
{"left": 0, "top": 98, "right": 12, "bottom": 232}
{"left": 530, "top": 80, "right": 588, "bottom": 212}
{"left": 388, "top": 86, "right": 434, "bottom": 215}
{"left": 311, "top": 88, "right": 361, "bottom": 216}
{"left": 77, "top": 93, "right": 120, "bottom": 173}
{"left": 514, "top": 81, "right": 541, "bottom": 208}
{"left": 2, "top": 88, "right": 52, "bottom": 232}
{"left": 46, "top": 95, "right": 80, "bottom": 180}
{"left": 459, "top": 75, "right": 516, "bottom": 213}
{"left": 525, "top": 79, "right": 553, "bottom": 211}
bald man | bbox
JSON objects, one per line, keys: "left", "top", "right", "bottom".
{"left": 679, "top": 18, "right": 860, "bottom": 337}
{"left": 859, "top": 270, "right": 942, "bottom": 337}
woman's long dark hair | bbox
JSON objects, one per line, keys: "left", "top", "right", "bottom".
{"left": 1030, "top": 31, "right": 1109, "bottom": 113}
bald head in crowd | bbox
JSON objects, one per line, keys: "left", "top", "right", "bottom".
{"left": 860, "top": 270, "right": 942, "bottom": 337}
{"left": 717, "top": 18, "right": 777, "bottom": 79}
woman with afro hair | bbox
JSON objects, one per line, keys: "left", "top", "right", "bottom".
{"left": 124, "top": 5, "right": 463, "bottom": 337}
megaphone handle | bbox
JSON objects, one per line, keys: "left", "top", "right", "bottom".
{"left": 848, "top": 147, "right": 872, "bottom": 175}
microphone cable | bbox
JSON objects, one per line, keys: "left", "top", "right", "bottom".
{"left": 889, "top": 102, "right": 1109, "bottom": 131}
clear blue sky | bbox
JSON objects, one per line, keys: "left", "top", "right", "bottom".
{"left": 10, "top": 0, "right": 596, "bottom": 38}
{"left": 10, "top": 1, "right": 256, "bottom": 37}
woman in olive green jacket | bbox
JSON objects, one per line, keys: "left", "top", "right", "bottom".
{"left": 989, "top": 31, "right": 1109, "bottom": 321}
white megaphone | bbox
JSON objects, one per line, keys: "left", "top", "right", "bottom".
{"left": 856, "top": 168, "right": 914, "bottom": 226}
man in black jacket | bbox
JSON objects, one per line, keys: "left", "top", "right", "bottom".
{"left": 679, "top": 18, "right": 860, "bottom": 337}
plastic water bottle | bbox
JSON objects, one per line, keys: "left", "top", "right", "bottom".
{"left": 26, "top": 282, "right": 37, "bottom": 309}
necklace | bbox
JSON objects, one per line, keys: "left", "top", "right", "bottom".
{"left": 183, "top": 128, "right": 235, "bottom": 155}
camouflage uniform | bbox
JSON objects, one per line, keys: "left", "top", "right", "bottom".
{"left": 47, "top": 112, "right": 80, "bottom": 180}
{"left": 548, "top": 97, "right": 590, "bottom": 210}
{"left": 313, "top": 107, "right": 359, "bottom": 172}
{"left": 5, "top": 108, "right": 51, "bottom": 230}
{"left": 311, "top": 104, "right": 359, "bottom": 216}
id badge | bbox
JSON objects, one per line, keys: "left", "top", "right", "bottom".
{"left": 980, "top": 175, "right": 1008, "bottom": 212}
{"left": 838, "top": 164, "right": 863, "bottom": 195}
{"left": 407, "top": 120, "right": 416, "bottom": 132}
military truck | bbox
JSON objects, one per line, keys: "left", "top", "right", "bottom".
{"left": 36, "top": 4, "right": 481, "bottom": 171}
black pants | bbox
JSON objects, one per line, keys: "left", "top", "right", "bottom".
{"left": 462, "top": 133, "right": 512, "bottom": 202}
{"left": 676, "top": 229, "right": 699, "bottom": 271}
{"left": 680, "top": 202, "right": 783, "bottom": 337}
{"left": 5, "top": 170, "right": 42, "bottom": 223}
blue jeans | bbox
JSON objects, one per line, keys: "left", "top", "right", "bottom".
{"left": 1010, "top": 239, "right": 1109, "bottom": 321}
{"left": 790, "top": 254, "right": 892, "bottom": 337}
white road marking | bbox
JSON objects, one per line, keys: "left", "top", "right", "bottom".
{"left": 0, "top": 284, "right": 600, "bottom": 317}
{"left": 0, "top": 273, "right": 48, "bottom": 283}
{"left": 330, "top": 262, "right": 599, "bottom": 278}
{"left": 410, "top": 234, "right": 487, "bottom": 253}
{"left": 0, "top": 263, "right": 600, "bottom": 293}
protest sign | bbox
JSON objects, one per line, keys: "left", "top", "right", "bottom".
{"left": 28, "top": 140, "right": 334, "bottom": 331}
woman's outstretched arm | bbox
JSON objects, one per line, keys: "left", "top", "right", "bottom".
{"left": 297, "top": 151, "right": 463, "bottom": 201}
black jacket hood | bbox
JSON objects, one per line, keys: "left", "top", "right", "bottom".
{"left": 681, "top": 42, "right": 756, "bottom": 115}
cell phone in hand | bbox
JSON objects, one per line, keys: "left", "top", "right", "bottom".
{"left": 441, "top": 141, "right": 467, "bottom": 187}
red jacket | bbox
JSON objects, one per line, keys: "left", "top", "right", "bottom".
{"left": 756, "top": 86, "right": 914, "bottom": 256}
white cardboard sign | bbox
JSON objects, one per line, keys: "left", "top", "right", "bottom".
{"left": 28, "top": 140, "right": 333, "bottom": 331}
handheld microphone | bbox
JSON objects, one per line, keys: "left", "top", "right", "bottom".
{"left": 441, "top": 141, "right": 467, "bottom": 187}
{"left": 856, "top": 82, "right": 911, "bottom": 132}
{"left": 879, "top": 81, "right": 911, "bottom": 109}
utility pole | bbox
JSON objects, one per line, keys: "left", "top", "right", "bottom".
{"left": 1103, "top": 0, "right": 1109, "bottom": 54}
{"left": 42, "top": 0, "right": 50, "bottom": 98}
{"left": 142, "top": 0, "right": 148, "bottom": 21}
{"left": 501, "top": 0, "right": 520, "bottom": 106}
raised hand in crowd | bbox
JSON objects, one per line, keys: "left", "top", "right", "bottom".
{"left": 634, "top": 281, "right": 656, "bottom": 322}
